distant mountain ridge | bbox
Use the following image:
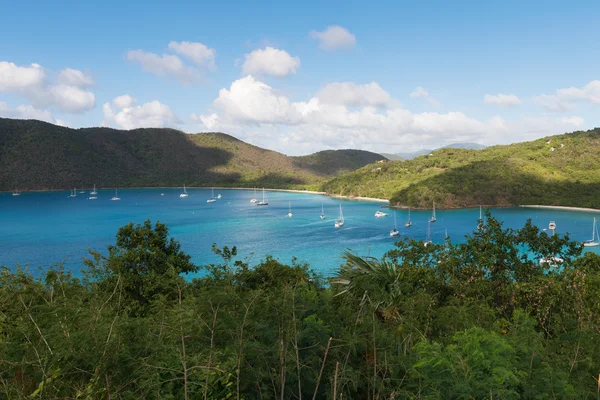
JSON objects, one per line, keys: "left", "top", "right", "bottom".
{"left": 0, "top": 118, "right": 385, "bottom": 191}
{"left": 381, "top": 142, "right": 486, "bottom": 160}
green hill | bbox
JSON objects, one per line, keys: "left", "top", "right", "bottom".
{"left": 0, "top": 118, "right": 385, "bottom": 191}
{"left": 323, "top": 128, "right": 600, "bottom": 209}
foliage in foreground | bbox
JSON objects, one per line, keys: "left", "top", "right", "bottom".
{"left": 1, "top": 216, "right": 600, "bottom": 399}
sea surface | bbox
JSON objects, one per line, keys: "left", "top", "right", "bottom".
{"left": 1, "top": 188, "right": 599, "bottom": 277}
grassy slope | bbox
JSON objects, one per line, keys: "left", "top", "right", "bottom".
{"left": 322, "top": 128, "right": 600, "bottom": 208}
{"left": 0, "top": 118, "right": 384, "bottom": 191}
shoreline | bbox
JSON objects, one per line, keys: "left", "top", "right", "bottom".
{"left": 519, "top": 205, "right": 600, "bottom": 213}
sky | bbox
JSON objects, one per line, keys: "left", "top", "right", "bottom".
{"left": 1, "top": 0, "right": 599, "bottom": 155}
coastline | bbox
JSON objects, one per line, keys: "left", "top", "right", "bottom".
{"left": 519, "top": 205, "right": 600, "bottom": 213}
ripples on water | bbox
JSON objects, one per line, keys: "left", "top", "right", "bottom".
{"left": 1, "top": 189, "right": 598, "bottom": 277}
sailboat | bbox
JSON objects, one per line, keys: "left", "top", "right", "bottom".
{"left": 79, "top": 188, "right": 85, "bottom": 194}
{"left": 207, "top": 187, "right": 216, "bottom": 203}
{"left": 477, "top": 205, "right": 483, "bottom": 230}
{"left": 320, "top": 204, "right": 325, "bottom": 220}
{"left": 12, "top": 188, "right": 20, "bottom": 196}
{"left": 334, "top": 205, "right": 344, "bottom": 228}
{"left": 180, "top": 184, "right": 189, "bottom": 198}
{"left": 405, "top": 208, "right": 412, "bottom": 227}
{"left": 584, "top": 218, "right": 600, "bottom": 247}
{"left": 287, "top": 201, "right": 292, "bottom": 218}
{"left": 69, "top": 188, "right": 77, "bottom": 198}
{"left": 390, "top": 211, "right": 399, "bottom": 237}
{"left": 257, "top": 188, "right": 268, "bottom": 206}
{"left": 429, "top": 201, "right": 437, "bottom": 223}
{"left": 424, "top": 221, "right": 432, "bottom": 246}
{"left": 250, "top": 187, "right": 258, "bottom": 204}
{"left": 90, "top": 184, "right": 98, "bottom": 195}
{"left": 110, "top": 188, "right": 121, "bottom": 201}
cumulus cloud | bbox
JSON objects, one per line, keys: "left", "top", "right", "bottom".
{"left": 127, "top": 50, "right": 200, "bottom": 84}
{"left": 57, "top": 68, "right": 94, "bottom": 86}
{"left": 192, "top": 75, "right": 589, "bottom": 155}
{"left": 410, "top": 86, "right": 440, "bottom": 107}
{"left": 317, "top": 82, "right": 394, "bottom": 107}
{"left": 103, "top": 95, "right": 179, "bottom": 130}
{"left": 241, "top": 47, "right": 300, "bottom": 77}
{"left": 533, "top": 80, "right": 600, "bottom": 112}
{"left": 484, "top": 93, "right": 521, "bottom": 108}
{"left": 310, "top": 25, "right": 356, "bottom": 51}
{"left": 168, "top": 41, "right": 216, "bottom": 70}
{"left": 0, "top": 61, "right": 95, "bottom": 113}
{"left": 0, "top": 101, "right": 56, "bottom": 123}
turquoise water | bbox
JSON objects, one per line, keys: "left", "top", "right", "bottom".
{"left": 1, "top": 188, "right": 599, "bottom": 277}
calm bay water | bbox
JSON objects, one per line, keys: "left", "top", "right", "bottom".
{"left": 1, "top": 188, "right": 599, "bottom": 277}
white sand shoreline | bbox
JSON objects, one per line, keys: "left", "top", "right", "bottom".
{"left": 520, "top": 205, "right": 600, "bottom": 213}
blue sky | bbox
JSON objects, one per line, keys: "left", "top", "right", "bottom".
{"left": 1, "top": 0, "right": 599, "bottom": 154}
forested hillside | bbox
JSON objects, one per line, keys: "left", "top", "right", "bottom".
{"left": 0, "top": 118, "right": 385, "bottom": 191}
{"left": 324, "top": 128, "right": 600, "bottom": 208}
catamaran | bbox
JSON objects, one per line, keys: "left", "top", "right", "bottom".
{"left": 207, "top": 187, "right": 216, "bottom": 203}
{"left": 250, "top": 188, "right": 258, "bottom": 204}
{"left": 424, "top": 220, "right": 432, "bottom": 246}
{"left": 477, "top": 205, "right": 483, "bottom": 230}
{"left": 256, "top": 188, "right": 268, "bottom": 206}
{"left": 405, "top": 208, "right": 412, "bottom": 227}
{"left": 335, "top": 205, "right": 344, "bottom": 228}
{"left": 320, "top": 204, "right": 325, "bottom": 220}
{"left": 390, "top": 211, "right": 399, "bottom": 237}
{"left": 110, "top": 188, "right": 121, "bottom": 201}
{"left": 584, "top": 217, "right": 600, "bottom": 247}
{"left": 287, "top": 201, "right": 292, "bottom": 218}
{"left": 429, "top": 201, "right": 437, "bottom": 223}
{"left": 374, "top": 210, "right": 388, "bottom": 218}
{"left": 90, "top": 184, "right": 98, "bottom": 195}
{"left": 180, "top": 184, "right": 189, "bottom": 198}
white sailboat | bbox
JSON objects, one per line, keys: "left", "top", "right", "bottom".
{"left": 12, "top": 188, "right": 20, "bottom": 196}
{"left": 477, "top": 205, "right": 483, "bottom": 230}
{"left": 424, "top": 220, "right": 432, "bottom": 246}
{"left": 79, "top": 188, "right": 85, "bottom": 194}
{"left": 90, "top": 184, "right": 98, "bottom": 195}
{"left": 320, "top": 204, "right": 325, "bottom": 220}
{"left": 110, "top": 188, "right": 121, "bottom": 201}
{"left": 250, "top": 187, "right": 258, "bottom": 204}
{"left": 69, "top": 188, "right": 77, "bottom": 198}
{"left": 257, "top": 188, "right": 268, "bottom": 206}
{"left": 335, "top": 205, "right": 344, "bottom": 228}
{"left": 405, "top": 208, "right": 412, "bottom": 227}
{"left": 584, "top": 217, "right": 600, "bottom": 247}
{"left": 390, "top": 211, "right": 399, "bottom": 237}
{"left": 180, "top": 184, "right": 189, "bottom": 198}
{"left": 287, "top": 201, "right": 292, "bottom": 218}
{"left": 429, "top": 201, "right": 436, "bottom": 223}
{"left": 374, "top": 210, "right": 388, "bottom": 218}
{"left": 207, "top": 187, "right": 216, "bottom": 203}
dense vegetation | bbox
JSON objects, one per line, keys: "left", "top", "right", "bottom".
{"left": 0, "top": 118, "right": 384, "bottom": 192}
{"left": 2, "top": 215, "right": 600, "bottom": 398}
{"left": 324, "top": 128, "right": 600, "bottom": 208}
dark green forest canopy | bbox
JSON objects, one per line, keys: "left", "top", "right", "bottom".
{"left": 323, "top": 127, "right": 600, "bottom": 208}
{"left": 1, "top": 216, "right": 600, "bottom": 398}
{"left": 0, "top": 117, "right": 385, "bottom": 191}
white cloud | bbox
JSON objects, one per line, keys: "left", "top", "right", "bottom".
{"left": 0, "top": 101, "right": 56, "bottom": 123}
{"left": 241, "top": 47, "right": 300, "bottom": 77}
{"left": 310, "top": 25, "right": 356, "bottom": 51}
{"left": 0, "top": 61, "right": 95, "bottom": 113}
{"left": 193, "top": 75, "right": 590, "bottom": 155}
{"left": 57, "top": 68, "right": 94, "bottom": 86}
{"left": 533, "top": 80, "right": 600, "bottom": 112}
{"left": 112, "top": 94, "right": 136, "bottom": 109}
{"left": 126, "top": 50, "right": 200, "bottom": 84}
{"left": 168, "top": 41, "right": 216, "bottom": 70}
{"left": 103, "top": 95, "right": 179, "bottom": 130}
{"left": 317, "top": 82, "right": 394, "bottom": 107}
{"left": 0, "top": 62, "right": 45, "bottom": 91}
{"left": 410, "top": 86, "right": 440, "bottom": 107}
{"left": 483, "top": 93, "right": 521, "bottom": 108}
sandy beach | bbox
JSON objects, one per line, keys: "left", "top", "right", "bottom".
{"left": 520, "top": 205, "right": 600, "bottom": 213}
